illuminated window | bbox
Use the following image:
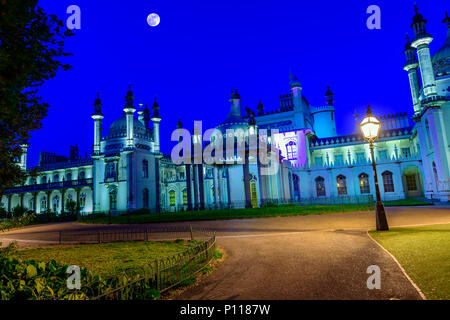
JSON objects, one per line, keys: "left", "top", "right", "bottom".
{"left": 336, "top": 175, "right": 347, "bottom": 195}
{"left": 182, "top": 189, "right": 187, "bottom": 205}
{"left": 286, "top": 141, "right": 297, "bottom": 160}
{"left": 401, "top": 147, "right": 411, "bottom": 158}
{"left": 405, "top": 175, "right": 417, "bottom": 191}
{"left": 359, "top": 173, "right": 370, "bottom": 194}
{"left": 109, "top": 189, "right": 117, "bottom": 210}
{"left": 169, "top": 190, "right": 175, "bottom": 206}
{"left": 315, "top": 177, "right": 326, "bottom": 197}
{"left": 52, "top": 195, "right": 59, "bottom": 212}
{"left": 41, "top": 197, "right": 47, "bottom": 210}
{"left": 80, "top": 193, "right": 86, "bottom": 208}
{"left": 382, "top": 171, "right": 394, "bottom": 192}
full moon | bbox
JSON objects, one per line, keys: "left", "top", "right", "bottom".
{"left": 147, "top": 13, "right": 160, "bottom": 27}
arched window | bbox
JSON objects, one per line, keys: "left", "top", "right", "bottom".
{"left": 142, "top": 160, "right": 149, "bottom": 178}
{"left": 41, "top": 176, "right": 47, "bottom": 184}
{"left": 286, "top": 141, "right": 297, "bottom": 160}
{"left": 425, "top": 119, "right": 432, "bottom": 149}
{"left": 359, "top": 173, "right": 370, "bottom": 194}
{"left": 143, "top": 188, "right": 149, "bottom": 208}
{"left": 41, "top": 197, "right": 47, "bottom": 210}
{"left": 52, "top": 195, "right": 59, "bottom": 213}
{"left": 432, "top": 162, "right": 439, "bottom": 191}
{"left": 53, "top": 174, "right": 59, "bottom": 183}
{"left": 106, "top": 163, "right": 116, "bottom": 179}
{"left": 30, "top": 178, "right": 36, "bottom": 185}
{"left": 109, "top": 189, "right": 117, "bottom": 210}
{"left": 80, "top": 193, "right": 86, "bottom": 208}
{"left": 79, "top": 171, "right": 85, "bottom": 180}
{"left": 382, "top": 171, "right": 394, "bottom": 192}
{"left": 169, "top": 190, "right": 176, "bottom": 206}
{"left": 66, "top": 172, "right": 72, "bottom": 181}
{"left": 182, "top": 189, "right": 187, "bottom": 205}
{"left": 336, "top": 175, "right": 347, "bottom": 195}
{"left": 315, "top": 177, "right": 326, "bottom": 197}
{"left": 28, "top": 199, "right": 34, "bottom": 210}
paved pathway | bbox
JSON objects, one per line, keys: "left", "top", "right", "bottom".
{"left": 1, "top": 206, "right": 449, "bottom": 299}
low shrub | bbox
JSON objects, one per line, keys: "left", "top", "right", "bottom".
{"left": 0, "top": 243, "right": 161, "bottom": 300}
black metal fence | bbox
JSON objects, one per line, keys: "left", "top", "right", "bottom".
{"left": 55, "top": 227, "right": 216, "bottom": 299}
{"left": 58, "top": 226, "right": 215, "bottom": 244}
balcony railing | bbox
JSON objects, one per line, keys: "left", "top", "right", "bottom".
{"left": 4, "top": 178, "right": 93, "bottom": 195}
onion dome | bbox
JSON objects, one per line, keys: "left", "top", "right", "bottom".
{"left": 431, "top": 12, "right": 450, "bottom": 77}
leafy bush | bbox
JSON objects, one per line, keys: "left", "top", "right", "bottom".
{"left": 0, "top": 212, "right": 36, "bottom": 232}
{"left": 0, "top": 243, "right": 161, "bottom": 300}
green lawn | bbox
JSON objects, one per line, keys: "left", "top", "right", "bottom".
{"left": 12, "top": 240, "right": 200, "bottom": 276}
{"left": 81, "top": 203, "right": 373, "bottom": 224}
{"left": 383, "top": 198, "right": 433, "bottom": 207}
{"left": 369, "top": 224, "right": 450, "bottom": 300}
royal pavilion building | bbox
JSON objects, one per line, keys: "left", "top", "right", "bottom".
{"left": 1, "top": 7, "right": 449, "bottom": 215}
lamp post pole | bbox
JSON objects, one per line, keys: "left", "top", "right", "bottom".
{"left": 369, "top": 140, "right": 389, "bottom": 231}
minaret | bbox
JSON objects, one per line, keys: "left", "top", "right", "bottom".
{"left": 151, "top": 96, "right": 161, "bottom": 153}
{"left": 123, "top": 85, "right": 136, "bottom": 148}
{"left": 137, "top": 101, "right": 144, "bottom": 125}
{"left": 143, "top": 104, "right": 150, "bottom": 133}
{"left": 403, "top": 33, "right": 421, "bottom": 114}
{"left": 325, "top": 86, "right": 334, "bottom": 106}
{"left": 289, "top": 75, "right": 304, "bottom": 128}
{"left": 229, "top": 89, "right": 241, "bottom": 118}
{"left": 19, "top": 143, "right": 28, "bottom": 170}
{"left": 257, "top": 100, "right": 264, "bottom": 116}
{"left": 410, "top": 5, "right": 437, "bottom": 97}
{"left": 91, "top": 92, "right": 103, "bottom": 154}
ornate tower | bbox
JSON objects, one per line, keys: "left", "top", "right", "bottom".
{"left": 123, "top": 85, "right": 136, "bottom": 148}
{"left": 151, "top": 96, "right": 161, "bottom": 153}
{"left": 410, "top": 5, "right": 437, "bottom": 97}
{"left": 91, "top": 92, "right": 103, "bottom": 154}
{"left": 403, "top": 34, "right": 421, "bottom": 114}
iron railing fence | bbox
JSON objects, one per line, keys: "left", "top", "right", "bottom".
{"left": 50, "top": 227, "right": 216, "bottom": 300}
{"left": 58, "top": 226, "right": 215, "bottom": 244}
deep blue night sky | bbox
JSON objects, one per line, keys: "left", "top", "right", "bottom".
{"left": 29, "top": 0, "right": 449, "bottom": 167}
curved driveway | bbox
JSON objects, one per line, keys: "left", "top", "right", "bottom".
{"left": 1, "top": 206, "right": 449, "bottom": 300}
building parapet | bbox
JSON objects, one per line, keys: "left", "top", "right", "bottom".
{"left": 3, "top": 178, "right": 94, "bottom": 195}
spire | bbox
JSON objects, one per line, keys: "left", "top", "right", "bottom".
{"left": 231, "top": 88, "right": 240, "bottom": 100}
{"left": 143, "top": 104, "right": 150, "bottom": 130}
{"left": 444, "top": 11, "right": 450, "bottom": 26}
{"left": 152, "top": 96, "right": 160, "bottom": 118}
{"left": 325, "top": 86, "right": 334, "bottom": 106}
{"left": 176, "top": 118, "right": 183, "bottom": 129}
{"left": 93, "top": 92, "right": 102, "bottom": 115}
{"left": 404, "top": 33, "right": 418, "bottom": 67}
{"left": 411, "top": 4, "right": 429, "bottom": 39}
{"left": 257, "top": 99, "right": 264, "bottom": 116}
{"left": 124, "top": 84, "right": 134, "bottom": 109}
{"left": 289, "top": 74, "right": 301, "bottom": 89}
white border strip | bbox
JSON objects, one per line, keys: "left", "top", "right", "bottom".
{"left": 366, "top": 230, "right": 427, "bottom": 300}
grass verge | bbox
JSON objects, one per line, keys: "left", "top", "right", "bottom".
{"left": 12, "top": 240, "right": 200, "bottom": 276}
{"left": 369, "top": 223, "right": 450, "bottom": 300}
{"left": 80, "top": 203, "right": 373, "bottom": 224}
{"left": 383, "top": 198, "right": 433, "bottom": 207}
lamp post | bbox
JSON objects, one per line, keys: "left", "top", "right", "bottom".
{"left": 360, "top": 105, "right": 389, "bottom": 231}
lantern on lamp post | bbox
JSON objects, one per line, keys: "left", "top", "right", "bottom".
{"left": 360, "top": 105, "right": 389, "bottom": 231}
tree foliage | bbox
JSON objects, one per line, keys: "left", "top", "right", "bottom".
{"left": 0, "top": 0, "right": 73, "bottom": 196}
